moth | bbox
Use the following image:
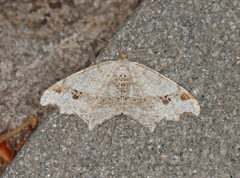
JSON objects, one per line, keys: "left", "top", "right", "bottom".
{"left": 41, "top": 37, "right": 200, "bottom": 132}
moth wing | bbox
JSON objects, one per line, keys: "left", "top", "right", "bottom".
{"left": 40, "top": 61, "right": 122, "bottom": 130}
{"left": 123, "top": 62, "right": 200, "bottom": 132}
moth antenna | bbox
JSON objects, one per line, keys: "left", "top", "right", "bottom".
{"left": 125, "top": 47, "right": 166, "bottom": 56}
{"left": 86, "top": 35, "right": 122, "bottom": 55}
{"left": 130, "top": 58, "right": 153, "bottom": 62}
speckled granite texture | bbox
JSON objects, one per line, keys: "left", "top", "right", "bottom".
{"left": 2, "top": 0, "right": 240, "bottom": 177}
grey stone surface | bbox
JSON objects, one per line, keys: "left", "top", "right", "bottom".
{"left": 2, "top": 0, "right": 240, "bottom": 177}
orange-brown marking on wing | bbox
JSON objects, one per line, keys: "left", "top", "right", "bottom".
{"left": 53, "top": 87, "right": 62, "bottom": 93}
{"left": 181, "top": 92, "right": 190, "bottom": 100}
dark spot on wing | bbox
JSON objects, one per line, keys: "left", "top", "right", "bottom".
{"left": 162, "top": 99, "right": 169, "bottom": 105}
{"left": 159, "top": 95, "right": 171, "bottom": 105}
{"left": 72, "top": 94, "right": 79, "bottom": 100}
{"left": 71, "top": 89, "right": 79, "bottom": 100}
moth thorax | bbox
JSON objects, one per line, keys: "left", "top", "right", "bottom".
{"left": 116, "top": 67, "right": 129, "bottom": 99}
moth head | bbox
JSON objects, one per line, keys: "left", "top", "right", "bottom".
{"left": 119, "top": 53, "right": 127, "bottom": 59}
